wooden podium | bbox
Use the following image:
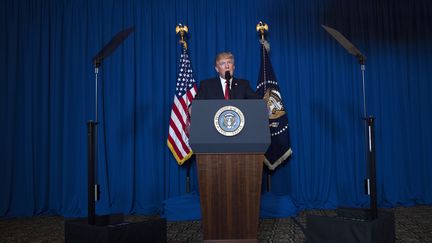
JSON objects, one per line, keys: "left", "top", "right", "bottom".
{"left": 190, "top": 100, "right": 270, "bottom": 242}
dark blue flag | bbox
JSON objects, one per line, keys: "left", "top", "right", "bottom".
{"left": 256, "top": 40, "right": 293, "bottom": 170}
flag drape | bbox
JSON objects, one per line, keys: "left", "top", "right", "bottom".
{"left": 167, "top": 47, "right": 197, "bottom": 165}
{"left": 256, "top": 40, "right": 293, "bottom": 170}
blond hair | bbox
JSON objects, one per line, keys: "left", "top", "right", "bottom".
{"left": 215, "top": 52, "right": 235, "bottom": 66}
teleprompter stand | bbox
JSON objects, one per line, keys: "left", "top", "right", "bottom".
{"left": 304, "top": 25, "right": 394, "bottom": 243}
{"left": 65, "top": 27, "right": 166, "bottom": 243}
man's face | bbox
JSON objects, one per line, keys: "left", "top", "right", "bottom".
{"left": 215, "top": 58, "right": 235, "bottom": 79}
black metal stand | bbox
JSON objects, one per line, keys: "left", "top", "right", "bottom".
{"left": 322, "top": 25, "right": 379, "bottom": 220}
{"left": 86, "top": 62, "right": 101, "bottom": 225}
{"left": 359, "top": 58, "right": 378, "bottom": 220}
{"left": 86, "top": 27, "right": 134, "bottom": 225}
{"left": 66, "top": 27, "right": 167, "bottom": 243}
{"left": 306, "top": 26, "right": 395, "bottom": 243}
{"left": 364, "top": 117, "right": 378, "bottom": 219}
{"left": 87, "top": 121, "right": 97, "bottom": 225}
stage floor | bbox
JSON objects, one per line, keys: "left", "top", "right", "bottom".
{"left": 1, "top": 205, "right": 431, "bottom": 242}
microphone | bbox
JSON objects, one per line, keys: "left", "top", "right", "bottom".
{"left": 225, "top": 71, "right": 231, "bottom": 81}
{"left": 225, "top": 71, "right": 232, "bottom": 98}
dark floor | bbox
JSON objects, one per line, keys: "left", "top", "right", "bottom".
{"left": 1, "top": 206, "right": 431, "bottom": 242}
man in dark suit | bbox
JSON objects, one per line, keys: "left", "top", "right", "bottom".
{"left": 194, "top": 52, "right": 259, "bottom": 100}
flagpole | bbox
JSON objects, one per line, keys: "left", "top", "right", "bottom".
{"left": 256, "top": 21, "right": 272, "bottom": 192}
{"left": 176, "top": 23, "right": 191, "bottom": 193}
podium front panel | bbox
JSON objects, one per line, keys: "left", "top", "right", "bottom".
{"left": 196, "top": 154, "right": 263, "bottom": 241}
{"left": 190, "top": 100, "right": 270, "bottom": 153}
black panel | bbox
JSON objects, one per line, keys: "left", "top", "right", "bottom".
{"left": 305, "top": 209, "right": 395, "bottom": 243}
{"left": 65, "top": 217, "right": 167, "bottom": 243}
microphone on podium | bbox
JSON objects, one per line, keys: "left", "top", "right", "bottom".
{"left": 225, "top": 71, "right": 232, "bottom": 98}
{"left": 225, "top": 71, "right": 231, "bottom": 82}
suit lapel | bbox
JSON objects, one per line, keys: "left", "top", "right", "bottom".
{"left": 230, "top": 78, "right": 238, "bottom": 99}
{"left": 214, "top": 78, "right": 225, "bottom": 99}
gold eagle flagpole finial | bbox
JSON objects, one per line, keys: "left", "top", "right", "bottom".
{"left": 256, "top": 21, "right": 268, "bottom": 41}
{"left": 256, "top": 21, "right": 270, "bottom": 51}
{"left": 176, "top": 23, "right": 189, "bottom": 50}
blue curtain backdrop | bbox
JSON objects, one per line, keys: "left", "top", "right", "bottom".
{"left": 1, "top": 0, "right": 431, "bottom": 217}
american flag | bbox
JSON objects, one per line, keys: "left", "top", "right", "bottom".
{"left": 167, "top": 48, "right": 197, "bottom": 165}
{"left": 256, "top": 40, "right": 293, "bottom": 170}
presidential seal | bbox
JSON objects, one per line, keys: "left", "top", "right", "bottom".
{"left": 263, "top": 88, "right": 286, "bottom": 120}
{"left": 214, "top": 106, "right": 245, "bottom": 136}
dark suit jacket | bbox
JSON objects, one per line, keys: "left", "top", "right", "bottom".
{"left": 194, "top": 77, "right": 259, "bottom": 100}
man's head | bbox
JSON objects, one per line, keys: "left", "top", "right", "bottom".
{"left": 215, "top": 52, "right": 235, "bottom": 80}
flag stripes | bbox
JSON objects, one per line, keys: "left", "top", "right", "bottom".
{"left": 167, "top": 49, "right": 197, "bottom": 165}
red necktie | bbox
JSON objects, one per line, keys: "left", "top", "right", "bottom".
{"left": 224, "top": 81, "right": 230, "bottom": 100}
